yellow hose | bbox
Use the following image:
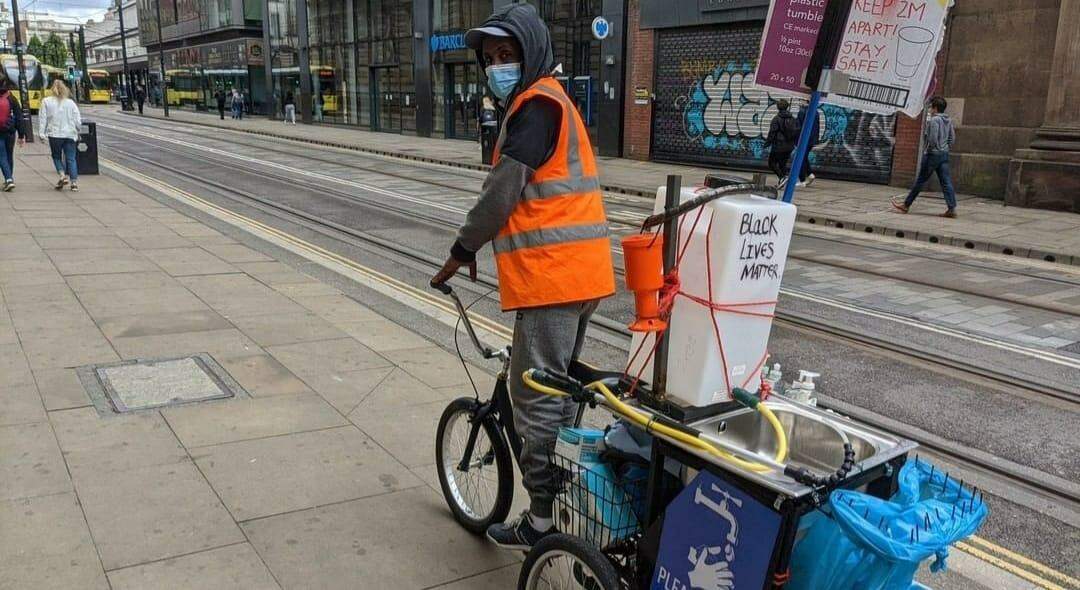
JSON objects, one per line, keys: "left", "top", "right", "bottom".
{"left": 522, "top": 371, "right": 789, "bottom": 473}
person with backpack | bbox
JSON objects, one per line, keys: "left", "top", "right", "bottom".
{"left": 0, "top": 80, "right": 27, "bottom": 191}
{"left": 38, "top": 80, "right": 82, "bottom": 192}
{"left": 765, "top": 99, "right": 798, "bottom": 188}
{"left": 215, "top": 88, "right": 227, "bottom": 120}
{"left": 795, "top": 101, "right": 821, "bottom": 187}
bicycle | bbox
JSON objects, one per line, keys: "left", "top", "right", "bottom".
{"left": 431, "top": 283, "right": 622, "bottom": 538}
{"left": 432, "top": 280, "right": 699, "bottom": 587}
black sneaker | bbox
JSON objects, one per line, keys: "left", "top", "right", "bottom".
{"left": 486, "top": 512, "right": 552, "bottom": 550}
{"left": 70, "top": 183, "right": 79, "bottom": 193}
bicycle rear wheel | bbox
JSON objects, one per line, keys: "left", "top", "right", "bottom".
{"left": 519, "top": 534, "right": 621, "bottom": 590}
{"left": 435, "top": 397, "right": 514, "bottom": 534}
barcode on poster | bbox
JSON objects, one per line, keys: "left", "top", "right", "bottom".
{"left": 843, "top": 80, "right": 909, "bottom": 107}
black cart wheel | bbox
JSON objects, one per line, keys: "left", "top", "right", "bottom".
{"left": 519, "top": 534, "right": 621, "bottom": 590}
{"left": 435, "top": 397, "right": 513, "bottom": 534}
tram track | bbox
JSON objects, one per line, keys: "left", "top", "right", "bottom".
{"left": 99, "top": 125, "right": 1080, "bottom": 393}
{"left": 97, "top": 113, "right": 1080, "bottom": 310}
{"left": 100, "top": 139, "right": 1080, "bottom": 514}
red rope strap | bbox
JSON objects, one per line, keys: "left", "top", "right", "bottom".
{"left": 624, "top": 204, "right": 778, "bottom": 398}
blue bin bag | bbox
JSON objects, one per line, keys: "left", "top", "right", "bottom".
{"left": 788, "top": 461, "right": 988, "bottom": 590}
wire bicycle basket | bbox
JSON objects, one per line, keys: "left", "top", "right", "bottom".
{"left": 550, "top": 453, "right": 650, "bottom": 551}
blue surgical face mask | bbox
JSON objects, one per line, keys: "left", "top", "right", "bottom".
{"left": 485, "top": 63, "right": 521, "bottom": 100}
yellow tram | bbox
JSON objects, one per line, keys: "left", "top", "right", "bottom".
{"left": 0, "top": 53, "right": 42, "bottom": 111}
{"left": 86, "top": 69, "right": 112, "bottom": 103}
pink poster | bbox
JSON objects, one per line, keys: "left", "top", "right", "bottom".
{"left": 754, "top": 0, "right": 827, "bottom": 95}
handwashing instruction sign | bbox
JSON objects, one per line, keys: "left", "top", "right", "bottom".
{"left": 652, "top": 471, "right": 781, "bottom": 590}
{"left": 829, "top": 0, "right": 951, "bottom": 116}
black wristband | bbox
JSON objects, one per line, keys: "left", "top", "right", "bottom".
{"left": 451, "top": 240, "right": 476, "bottom": 263}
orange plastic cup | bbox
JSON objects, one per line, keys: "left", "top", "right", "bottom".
{"left": 621, "top": 234, "right": 667, "bottom": 332}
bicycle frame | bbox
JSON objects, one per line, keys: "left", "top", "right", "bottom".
{"left": 435, "top": 284, "right": 525, "bottom": 471}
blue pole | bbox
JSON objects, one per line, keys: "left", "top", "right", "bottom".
{"left": 782, "top": 89, "right": 822, "bottom": 204}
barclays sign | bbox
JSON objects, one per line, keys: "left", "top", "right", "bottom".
{"left": 430, "top": 32, "right": 467, "bottom": 53}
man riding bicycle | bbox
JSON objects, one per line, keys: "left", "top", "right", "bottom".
{"left": 430, "top": 3, "right": 615, "bottom": 550}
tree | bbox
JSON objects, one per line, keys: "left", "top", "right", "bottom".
{"left": 26, "top": 35, "right": 44, "bottom": 61}
{"left": 43, "top": 33, "right": 68, "bottom": 69}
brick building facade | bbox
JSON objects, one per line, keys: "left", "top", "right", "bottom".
{"left": 619, "top": 0, "right": 1076, "bottom": 206}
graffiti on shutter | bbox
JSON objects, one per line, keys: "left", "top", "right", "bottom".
{"left": 651, "top": 23, "right": 897, "bottom": 184}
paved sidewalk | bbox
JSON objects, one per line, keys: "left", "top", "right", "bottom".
{"left": 109, "top": 105, "right": 1080, "bottom": 266}
{"left": 0, "top": 143, "right": 521, "bottom": 588}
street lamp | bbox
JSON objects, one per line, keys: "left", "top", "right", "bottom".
{"left": 116, "top": 0, "right": 132, "bottom": 102}
{"left": 154, "top": 0, "right": 168, "bottom": 116}
{"left": 9, "top": 0, "right": 33, "bottom": 142}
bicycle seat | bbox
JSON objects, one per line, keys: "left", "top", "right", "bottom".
{"left": 568, "top": 360, "right": 623, "bottom": 387}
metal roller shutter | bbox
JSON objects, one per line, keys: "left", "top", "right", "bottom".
{"left": 651, "top": 23, "right": 897, "bottom": 184}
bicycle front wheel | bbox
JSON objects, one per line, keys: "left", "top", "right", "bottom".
{"left": 520, "top": 534, "right": 621, "bottom": 590}
{"left": 435, "top": 397, "right": 513, "bottom": 534}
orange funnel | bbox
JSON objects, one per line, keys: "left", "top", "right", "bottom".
{"left": 621, "top": 234, "right": 667, "bottom": 332}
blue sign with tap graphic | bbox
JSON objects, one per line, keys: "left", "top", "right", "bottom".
{"left": 652, "top": 471, "right": 781, "bottom": 590}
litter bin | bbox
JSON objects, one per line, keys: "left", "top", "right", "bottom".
{"left": 76, "top": 121, "right": 99, "bottom": 176}
{"left": 120, "top": 95, "right": 134, "bottom": 111}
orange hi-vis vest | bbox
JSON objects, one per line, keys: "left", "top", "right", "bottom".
{"left": 492, "top": 77, "right": 616, "bottom": 311}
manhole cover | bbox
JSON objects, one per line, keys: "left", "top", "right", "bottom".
{"left": 80, "top": 354, "right": 241, "bottom": 413}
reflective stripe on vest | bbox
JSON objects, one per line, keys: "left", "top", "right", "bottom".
{"left": 490, "top": 77, "right": 615, "bottom": 311}
{"left": 491, "top": 222, "right": 610, "bottom": 255}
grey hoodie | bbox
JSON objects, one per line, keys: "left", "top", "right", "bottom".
{"left": 452, "top": 3, "right": 558, "bottom": 260}
{"left": 925, "top": 112, "right": 955, "bottom": 153}
{"left": 471, "top": 4, "right": 554, "bottom": 103}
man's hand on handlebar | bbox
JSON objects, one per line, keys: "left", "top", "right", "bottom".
{"left": 430, "top": 255, "right": 477, "bottom": 289}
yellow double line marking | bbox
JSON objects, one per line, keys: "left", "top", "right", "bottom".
{"left": 956, "top": 537, "right": 1078, "bottom": 589}
{"left": 103, "top": 157, "right": 1078, "bottom": 590}
{"left": 101, "top": 157, "right": 514, "bottom": 344}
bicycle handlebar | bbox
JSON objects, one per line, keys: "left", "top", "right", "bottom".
{"left": 430, "top": 282, "right": 505, "bottom": 360}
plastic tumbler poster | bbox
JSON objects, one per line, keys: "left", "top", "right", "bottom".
{"left": 755, "top": 0, "right": 828, "bottom": 96}
{"left": 829, "top": 0, "right": 951, "bottom": 116}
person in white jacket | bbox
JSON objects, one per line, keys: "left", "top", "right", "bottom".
{"left": 38, "top": 80, "right": 82, "bottom": 192}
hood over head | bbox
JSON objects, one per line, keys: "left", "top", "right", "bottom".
{"left": 466, "top": 3, "right": 554, "bottom": 100}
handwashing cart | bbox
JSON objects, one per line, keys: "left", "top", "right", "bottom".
{"left": 519, "top": 368, "right": 917, "bottom": 590}
{"left": 433, "top": 179, "right": 983, "bottom": 590}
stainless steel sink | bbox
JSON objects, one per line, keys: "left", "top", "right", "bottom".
{"left": 685, "top": 397, "right": 917, "bottom": 497}
{"left": 706, "top": 406, "right": 876, "bottom": 472}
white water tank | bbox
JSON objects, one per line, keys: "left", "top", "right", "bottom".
{"left": 627, "top": 187, "right": 796, "bottom": 407}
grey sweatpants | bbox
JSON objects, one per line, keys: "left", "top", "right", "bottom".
{"left": 509, "top": 299, "right": 599, "bottom": 518}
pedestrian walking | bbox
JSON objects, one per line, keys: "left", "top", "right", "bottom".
{"left": 230, "top": 89, "right": 241, "bottom": 119}
{"left": 431, "top": 3, "right": 615, "bottom": 551}
{"left": 135, "top": 85, "right": 146, "bottom": 114}
{"left": 215, "top": 88, "right": 226, "bottom": 120}
{"left": 795, "top": 101, "right": 821, "bottom": 187}
{"left": 765, "top": 99, "right": 798, "bottom": 188}
{"left": 283, "top": 91, "right": 296, "bottom": 124}
{"left": 892, "top": 96, "right": 958, "bottom": 218}
{"left": 39, "top": 80, "right": 82, "bottom": 193}
{"left": 0, "top": 80, "right": 27, "bottom": 191}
